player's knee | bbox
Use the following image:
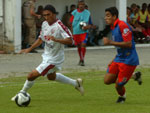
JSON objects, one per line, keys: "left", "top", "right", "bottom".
{"left": 27, "top": 70, "right": 40, "bottom": 81}
{"left": 104, "top": 79, "right": 111, "bottom": 85}
{"left": 47, "top": 73, "right": 56, "bottom": 81}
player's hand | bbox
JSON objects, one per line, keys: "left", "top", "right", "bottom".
{"left": 19, "top": 48, "right": 31, "bottom": 54}
{"left": 103, "top": 37, "right": 111, "bottom": 45}
{"left": 47, "top": 35, "right": 57, "bottom": 42}
{"left": 82, "top": 25, "right": 91, "bottom": 30}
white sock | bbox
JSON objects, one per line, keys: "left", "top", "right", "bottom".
{"left": 55, "top": 73, "right": 77, "bottom": 87}
{"left": 21, "top": 80, "right": 34, "bottom": 92}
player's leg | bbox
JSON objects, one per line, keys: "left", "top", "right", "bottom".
{"left": 73, "top": 34, "right": 83, "bottom": 65}
{"left": 104, "top": 62, "right": 118, "bottom": 85}
{"left": 11, "top": 69, "right": 41, "bottom": 101}
{"left": 115, "top": 63, "right": 136, "bottom": 103}
{"left": 77, "top": 44, "right": 84, "bottom": 65}
{"left": 80, "top": 33, "right": 88, "bottom": 66}
{"left": 115, "top": 79, "right": 126, "bottom": 103}
{"left": 74, "top": 34, "right": 87, "bottom": 66}
{"left": 104, "top": 73, "right": 117, "bottom": 84}
{"left": 21, "top": 70, "right": 41, "bottom": 92}
{"left": 47, "top": 72, "right": 84, "bottom": 95}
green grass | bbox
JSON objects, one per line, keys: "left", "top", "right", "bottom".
{"left": 0, "top": 68, "right": 150, "bottom": 113}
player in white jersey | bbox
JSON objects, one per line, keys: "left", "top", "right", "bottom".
{"left": 11, "top": 4, "right": 84, "bottom": 101}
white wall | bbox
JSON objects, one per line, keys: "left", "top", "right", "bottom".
{"left": 116, "top": 0, "right": 127, "bottom": 21}
{"left": 0, "top": 0, "right": 3, "bottom": 24}
{"left": 5, "top": 0, "right": 21, "bottom": 52}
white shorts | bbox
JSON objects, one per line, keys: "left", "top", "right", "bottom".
{"left": 36, "top": 60, "right": 62, "bottom": 76}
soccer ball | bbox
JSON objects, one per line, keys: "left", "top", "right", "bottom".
{"left": 80, "top": 21, "right": 87, "bottom": 29}
{"left": 15, "top": 92, "right": 31, "bottom": 107}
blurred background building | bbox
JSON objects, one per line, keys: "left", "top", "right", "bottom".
{"left": 0, "top": 0, "right": 149, "bottom": 53}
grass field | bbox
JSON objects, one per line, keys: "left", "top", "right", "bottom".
{"left": 0, "top": 68, "right": 150, "bottom": 113}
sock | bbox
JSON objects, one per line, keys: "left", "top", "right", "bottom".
{"left": 78, "top": 47, "right": 83, "bottom": 61}
{"left": 55, "top": 73, "right": 77, "bottom": 87}
{"left": 117, "top": 86, "right": 126, "bottom": 97}
{"left": 21, "top": 80, "right": 34, "bottom": 92}
{"left": 81, "top": 47, "right": 86, "bottom": 59}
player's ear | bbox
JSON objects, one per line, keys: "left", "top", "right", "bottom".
{"left": 113, "top": 15, "right": 117, "bottom": 21}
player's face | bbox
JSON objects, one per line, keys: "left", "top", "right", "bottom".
{"left": 78, "top": 2, "right": 85, "bottom": 11}
{"left": 43, "top": 10, "right": 55, "bottom": 24}
{"left": 105, "top": 11, "right": 116, "bottom": 25}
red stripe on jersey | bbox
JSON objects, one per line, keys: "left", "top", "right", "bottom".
{"left": 41, "top": 65, "right": 55, "bottom": 76}
{"left": 58, "top": 21, "right": 72, "bottom": 37}
{"left": 118, "top": 21, "right": 132, "bottom": 42}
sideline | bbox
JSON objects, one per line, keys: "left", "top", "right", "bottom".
{"left": 65, "top": 43, "right": 150, "bottom": 51}
{"left": 36, "top": 44, "right": 150, "bottom": 53}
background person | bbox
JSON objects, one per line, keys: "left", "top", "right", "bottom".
{"left": 70, "top": 0, "right": 91, "bottom": 66}
{"left": 22, "top": 0, "right": 41, "bottom": 52}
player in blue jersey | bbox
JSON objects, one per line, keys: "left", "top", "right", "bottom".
{"left": 103, "top": 7, "right": 142, "bottom": 103}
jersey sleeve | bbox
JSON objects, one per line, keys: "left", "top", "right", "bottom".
{"left": 118, "top": 22, "right": 132, "bottom": 42}
{"left": 58, "top": 21, "right": 73, "bottom": 39}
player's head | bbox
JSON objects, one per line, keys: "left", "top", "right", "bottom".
{"left": 43, "top": 4, "right": 58, "bottom": 24}
{"left": 105, "top": 7, "right": 118, "bottom": 25}
{"left": 78, "top": 0, "right": 85, "bottom": 11}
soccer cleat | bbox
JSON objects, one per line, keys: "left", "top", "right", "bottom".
{"left": 116, "top": 96, "right": 126, "bottom": 103}
{"left": 78, "top": 60, "right": 85, "bottom": 66}
{"left": 11, "top": 94, "right": 17, "bottom": 101}
{"left": 11, "top": 90, "right": 25, "bottom": 101}
{"left": 134, "top": 71, "right": 142, "bottom": 85}
{"left": 75, "top": 78, "right": 84, "bottom": 96}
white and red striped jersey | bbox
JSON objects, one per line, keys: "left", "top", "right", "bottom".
{"left": 39, "top": 19, "right": 72, "bottom": 65}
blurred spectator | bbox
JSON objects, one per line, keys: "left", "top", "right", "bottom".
{"left": 138, "top": 3, "right": 147, "bottom": 28}
{"left": 62, "top": 4, "right": 76, "bottom": 30}
{"left": 127, "top": 7, "right": 132, "bottom": 24}
{"left": 22, "top": 0, "right": 41, "bottom": 52}
{"left": 36, "top": 5, "right": 44, "bottom": 37}
{"left": 142, "top": 4, "right": 150, "bottom": 41}
{"left": 85, "top": 4, "right": 97, "bottom": 46}
{"left": 36, "top": 5, "right": 45, "bottom": 48}
{"left": 130, "top": 4, "right": 139, "bottom": 25}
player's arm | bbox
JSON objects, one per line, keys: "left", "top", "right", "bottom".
{"left": 82, "top": 16, "right": 92, "bottom": 30}
{"left": 19, "top": 38, "right": 43, "bottom": 54}
{"left": 47, "top": 36, "right": 73, "bottom": 45}
{"left": 103, "top": 22, "right": 132, "bottom": 48}
{"left": 30, "top": 4, "right": 41, "bottom": 19}
{"left": 103, "top": 37, "right": 132, "bottom": 48}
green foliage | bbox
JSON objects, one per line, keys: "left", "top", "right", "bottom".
{"left": 0, "top": 68, "right": 150, "bottom": 113}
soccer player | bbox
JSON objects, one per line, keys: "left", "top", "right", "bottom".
{"left": 11, "top": 4, "right": 84, "bottom": 101}
{"left": 70, "top": 0, "right": 91, "bottom": 66}
{"left": 103, "top": 7, "right": 141, "bottom": 103}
